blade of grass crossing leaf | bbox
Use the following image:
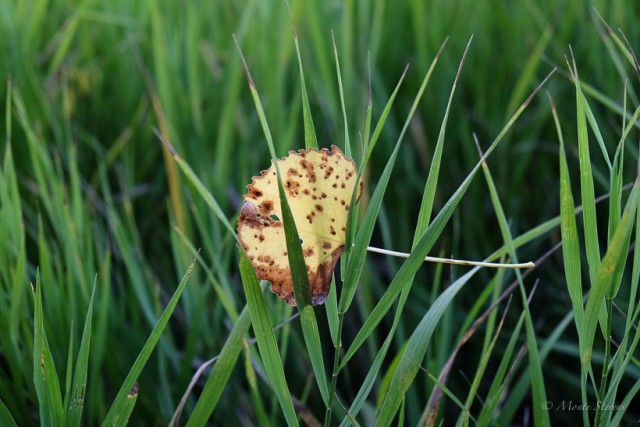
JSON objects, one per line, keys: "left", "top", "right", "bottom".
{"left": 581, "top": 178, "right": 639, "bottom": 369}
{"left": 33, "top": 270, "right": 65, "bottom": 427}
{"left": 278, "top": 181, "right": 329, "bottom": 405}
{"left": 183, "top": 306, "right": 251, "bottom": 427}
{"left": 0, "top": 398, "right": 17, "bottom": 427}
{"left": 238, "top": 252, "right": 299, "bottom": 426}
{"left": 235, "top": 38, "right": 329, "bottom": 406}
{"left": 551, "top": 95, "right": 584, "bottom": 326}
{"left": 102, "top": 257, "right": 197, "bottom": 426}
{"left": 376, "top": 268, "right": 480, "bottom": 426}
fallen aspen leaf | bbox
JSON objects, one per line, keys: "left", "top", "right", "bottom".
{"left": 238, "top": 145, "right": 363, "bottom": 306}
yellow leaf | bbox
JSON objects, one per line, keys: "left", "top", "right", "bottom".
{"left": 238, "top": 145, "right": 362, "bottom": 306}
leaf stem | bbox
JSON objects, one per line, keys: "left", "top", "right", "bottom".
{"left": 365, "top": 246, "right": 535, "bottom": 269}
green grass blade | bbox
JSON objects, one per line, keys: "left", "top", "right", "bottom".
{"left": 551, "top": 95, "right": 584, "bottom": 326}
{"left": 479, "top": 145, "right": 549, "bottom": 427}
{"left": 65, "top": 278, "right": 97, "bottom": 427}
{"left": 112, "top": 384, "right": 138, "bottom": 427}
{"left": 184, "top": 306, "right": 252, "bottom": 427}
{"left": 235, "top": 36, "right": 329, "bottom": 407}
{"left": 609, "top": 378, "right": 640, "bottom": 426}
{"left": 159, "top": 134, "right": 237, "bottom": 241}
{"left": 287, "top": 5, "right": 318, "bottom": 151}
{"left": 582, "top": 178, "right": 639, "bottom": 369}
{"left": 476, "top": 314, "right": 526, "bottom": 425}
{"left": 340, "top": 41, "right": 446, "bottom": 314}
{"left": 361, "top": 63, "right": 410, "bottom": 170}
{"left": 341, "top": 68, "right": 554, "bottom": 368}
{"left": 0, "top": 398, "right": 17, "bottom": 427}
{"left": 375, "top": 268, "right": 480, "bottom": 426}
{"left": 278, "top": 177, "right": 330, "bottom": 405}
{"left": 33, "top": 270, "right": 65, "bottom": 427}
{"left": 238, "top": 252, "right": 298, "bottom": 426}
{"left": 332, "top": 31, "right": 351, "bottom": 158}
{"left": 460, "top": 298, "right": 510, "bottom": 426}
{"left": 413, "top": 36, "right": 471, "bottom": 246}
{"left": 102, "top": 257, "right": 197, "bottom": 426}
{"left": 496, "top": 311, "right": 574, "bottom": 426}
{"left": 569, "top": 59, "right": 601, "bottom": 280}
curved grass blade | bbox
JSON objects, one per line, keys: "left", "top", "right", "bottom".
{"left": 376, "top": 268, "right": 480, "bottom": 426}
{"left": 183, "top": 305, "right": 252, "bottom": 427}
{"left": 0, "top": 398, "right": 17, "bottom": 427}
{"left": 102, "top": 256, "right": 197, "bottom": 426}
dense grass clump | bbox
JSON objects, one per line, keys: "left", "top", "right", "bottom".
{"left": 1, "top": 0, "right": 640, "bottom": 425}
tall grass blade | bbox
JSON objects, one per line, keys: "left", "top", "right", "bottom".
{"left": 65, "top": 279, "right": 97, "bottom": 427}
{"left": 341, "top": 69, "right": 554, "bottom": 368}
{"left": 286, "top": 4, "right": 318, "bottom": 150}
{"left": 478, "top": 143, "right": 549, "bottom": 427}
{"left": 184, "top": 306, "right": 252, "bottom": 427}
{"left": 235, "top": 35, "right": 329, "bottom": 407}
{"left": 102, "top": 257, "right": 198, "bottom": 426}
{"left": 33, "top": 270, "right": 65, "bottom": 427}
{"left": 581, "top": 178, "right": 639, "bottom": 369}
{"left": 376, "top": 268, "right": 480, "bottom": 426}
{"left": 340, "top": 40, "right": 447, "bottom": 314}
{"left": 567, "top": 55, "right": 601, "bottom": 280}
{"left": 551, "top": 95, "right": 584, "bottom": 327}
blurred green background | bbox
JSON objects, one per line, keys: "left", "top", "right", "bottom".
{"left": 1, "top": 0, "right": 639, "bottom": 424}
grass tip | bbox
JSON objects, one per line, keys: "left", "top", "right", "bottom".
{"left": 284, "top": 0, "right": 297, "bottom": 39}
{"left": 152, "top": 127, "right": 179, "bottom": 158}
{"left": 233, "top": 34, "right": 256, "bottom": 89}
